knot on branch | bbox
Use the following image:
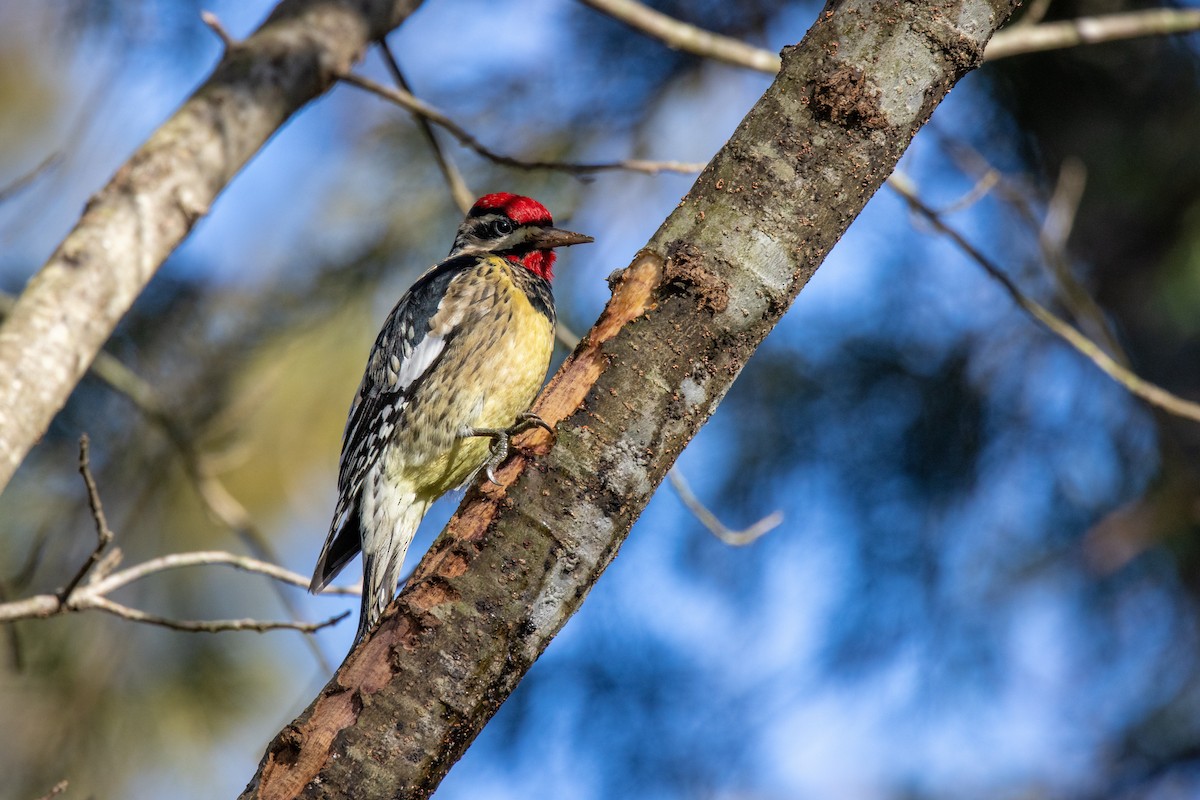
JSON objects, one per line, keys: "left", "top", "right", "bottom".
{"left": 661, "top": 241, "right": 729, "bottom": 314}
{"left": 807, "top": 64, "right": 888, "bottom": 131}
{"left": 912, "top": 16, "right": 986, "bottom": 76}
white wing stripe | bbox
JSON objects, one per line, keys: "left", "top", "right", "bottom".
{"left": 398, "top": 333, "right": 445, "bottom": 390}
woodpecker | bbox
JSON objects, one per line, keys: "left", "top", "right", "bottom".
{"left": 310, "top": 193, "right": 593, "bottom": 644}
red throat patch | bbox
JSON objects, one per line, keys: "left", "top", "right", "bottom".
{"left": 506, "top": 250, "right": 556, "bottom": 281}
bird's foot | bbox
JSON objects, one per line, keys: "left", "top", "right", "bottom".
{"left": 467, "top": 413, "right": 554, "bottom": 485}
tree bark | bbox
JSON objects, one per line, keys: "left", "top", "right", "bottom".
{"left": 240, "top": 0, "right": 1019, "bottom": 797}
{"left": 0, "top": 0, "right": 423, "bottom": 494}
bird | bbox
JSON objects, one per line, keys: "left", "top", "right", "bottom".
{"left": 309, "top": 193, "right": 593, "bottom": 645}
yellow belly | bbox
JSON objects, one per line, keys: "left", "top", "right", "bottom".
{"left": 383, "top": 257, "right": 554, "bottom": 499}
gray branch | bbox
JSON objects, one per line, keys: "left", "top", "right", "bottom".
{"left": 0, "top": 0, "right": 425, "bottom": 494}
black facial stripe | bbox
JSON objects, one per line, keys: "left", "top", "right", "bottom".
{"left": 470, "top": 219, "right": 544, "bottom": 244}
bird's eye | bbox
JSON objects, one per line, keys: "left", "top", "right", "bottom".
{"left": 490, "top": 218, "right": 514, "bottom": 236}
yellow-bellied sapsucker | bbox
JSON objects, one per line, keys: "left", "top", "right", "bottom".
{"left": 309, "top": 193, "right": 592, "bottom": 644}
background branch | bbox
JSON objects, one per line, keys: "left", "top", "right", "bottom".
{"left": 0, "top": 547, "right": 355, "bottom": 630}
{"left": 889, "top": 174, "right": 1200, "bottom": 424}
{"left": 0, "top": 0, "right": 427, "bottom": 495}
{"left": 986, "top": 8, "right": 1200, "bottom": 60}
{"left": 338, "top": 71, "right": 707, "bottom": 175}
{"left": 578, "top": 0, "right": 1200, "bottom": 71}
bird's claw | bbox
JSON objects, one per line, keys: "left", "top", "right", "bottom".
{"left": 515, "top": 411, "right": 554, "bottom": 438}
{"left": 483, "top": 437, "right": 506, "bottom": 485}
{"left": 469, "top": 413, "right": 554, "bottom": 485}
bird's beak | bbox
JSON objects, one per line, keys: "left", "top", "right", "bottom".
{"left": 533, "top": 227, "right": 594, "bottom": 249}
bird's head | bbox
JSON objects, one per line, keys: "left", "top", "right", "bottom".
{"left": 450, "top": 193, "right": 593, "bottom": 280}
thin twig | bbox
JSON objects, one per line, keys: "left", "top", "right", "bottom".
{"left": 85, "top": 550, "right": 360, "bottom": 597}
{"left": 59, "top": 435, "right": 114, "bottom": 603}
{"left": 888, "top": 174, "right": 1200, "bottom": 425}
{"left": 0, "top": 431, "right": 356, "bottom": 634}
{"left": 934, "top": 140, "right": 1126, "bottom": 362}
{"left": 0, "top": 152, "right": 61, "bottom": 205}
{"left": 937, "top": 168, "right": 1001, "bottom": 215}
{"left": 0, "top": 548, "right": 358, "bottom": 627}
{"left": 578, "top": 0, "right": 782, "bottom": 73}
{"left": 1035, "top": 157, "right": 1125, "bottom": 361}
{"left": 667, "top": 467, "right": 783, "bottom": 546}
{"left": 986, "top": 8, "right": 1200, "bottom": 60}
{"left": 555, "top": 321, "right": 583, "bottom": 350}
{"left": 377, "top": 39, "right": 474, "bottom": 214}
{"left": 86, "top": 596, "right": 349, "bottom": 634}
{"left": 33, "top": 780, "right": 69, "bottom": 800}
{"left": 338, "top": 71, "right": 707, "bottom": 176}
{"left": 200, "top": 10, "right": 237, "bottom": 51}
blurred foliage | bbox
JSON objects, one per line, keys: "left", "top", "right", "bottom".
{"left": 3, "top": 0, "right": 1200, "bottom": 799}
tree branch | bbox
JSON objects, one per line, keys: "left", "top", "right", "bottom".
{"left": 0, "top": 151, "right": 61, "bottom": 205}
{"left": 0, "top": 435, "right": 356, "bottom": 632}
{"left": 377, "top": 39, "right": 475, "bottom": 214}
{"left": 32, "top": 780, "right": 69, "bottom": 800}
{"left": 240, "top": 1, "right": 1018, "bottom": 796}
{"left": 578, "top": 0, "right": 1200, "bottom": 71}
{"left": 0, "top": 548, "right": 355, "bottom": 629}
{"left": 337, "top": 71, "right": 707, "bottom": 175}
{"left": 0, "top": 0, "right": 427, "bottom": 495}
{"left": 58, "top": 435, "right": 114, "bottom": 603}
{"left": 578, "top": 0, "right": 783, "bottom": 73}
{"left": 667, "top": 467, "right": 782, "bottom": 546}
{"left": 986, "top": 8, "right": 1200, "bottom": 60}
{"left": 889, "top": 174, "right": 1200, "bottom": 425}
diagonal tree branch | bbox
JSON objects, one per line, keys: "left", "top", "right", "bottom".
{"left": 580, "top": 0, "right": 1200, "bottom": 71}
{"left": 578, "top": 0, "right": 783, "bottom": 73}
{"left": 0, "top": 0, "right": 427, "bottom": 496}
{"left": 239, "top": 0, "right": 1018, "bottom": 796}
{"left": 889, "top": 175, "right": 1200, "bottom": 424}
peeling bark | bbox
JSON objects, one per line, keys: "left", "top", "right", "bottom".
{"left": 240, "top": 0, "right": 1019, "bottom": 797}
{"left": 0, "top": 0, "right": 424, "bottom": 493}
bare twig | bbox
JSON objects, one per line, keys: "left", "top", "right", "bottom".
{"left": 58, "top": 435, "right": 115, "bottom": 603}
{"left": 987, "top": 8, "right": 1200, "bottom": 60}
{"left": 578, "top": 0, "right": 782, "bottom": 73}
{"left": 1035, "top": 157, "right": 1125, "bottom": 360}
{"left": 85, "top": 550, "right": 360, "bottom": 597}
{"left": 377, "top": 40, "right": 474, "bottom": 214}
{"left": 0, "top": 436, "right": 356, "bottom": 633}
{"left": 555, "top": 320, "right": 583, "bottom": 350}
{"left": 937, "top": 168, "right": 1001, "bottom": 215}
{"left": 338, "top": 71, "right": 707, "bottom": 176}
{"left": 0, "top": 548, "right": 357, "bottom": 628}
{"left": 578, "top": 0, "right": 1200, "bottom": 72}
{"left": 0, "top": 152, "right": 61, "bottom": 205}
{"left": 935, "top": 141, "right": 1126, "bottom": 361}
{"left": 0, "top": 291, "right": 338, "bottom": 665}
{"left": 200, "top": 10, "right": 237, "bottom": 51}
{"left": 889, "top": 174, "right": 1200, "bottom": 425}
{"left": 667, "top": 467, "right": 783, "bottom": 546}
{"left": 68, "top": 320, "right": 336, "bottom": 666}
{"left": 1041, "top": 156, "right": 1086, "bottom": 253}
{"left": 86, "top": 596, "right": 349, "bottom": 634}
{"left": 33, "top": 780, "right": 69, "bottom": 800}
{"left": 1011, "top": 0, "right": 1055, "bottom": 27}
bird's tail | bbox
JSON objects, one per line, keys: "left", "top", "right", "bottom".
{"left": 354, "top": 497, "right": 431, "bottom": 645}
